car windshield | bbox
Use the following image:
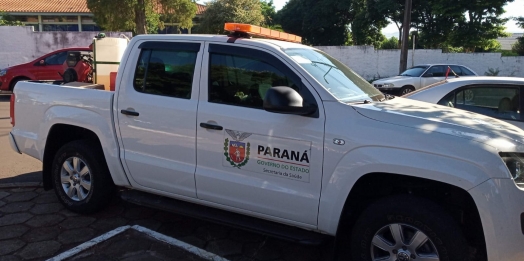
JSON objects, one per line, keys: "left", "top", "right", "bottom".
{"left": 284, "top": 48, "right": 384, "bottom": 103}
{"left": 399, "top": 66, "right": 429, "bottom": 77}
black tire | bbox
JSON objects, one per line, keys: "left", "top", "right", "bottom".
{"left": 399, "top": 86, "right": 415, "bottom": 96}
{"left": 52, "top": 140, "right": 115, "bottom": 214}
{"left": 9, "top": 77, "right": 29, "bottom": 92}
{"left": 350, "top": 195, "right": 469, "bottom": 261}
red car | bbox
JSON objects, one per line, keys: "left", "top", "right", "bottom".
{"left": 0, "top": 47, "right": 91, "bottom": 91}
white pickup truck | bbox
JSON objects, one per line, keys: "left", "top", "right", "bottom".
{"left": 8, "top": 32, "right": 524, "bottom": 261}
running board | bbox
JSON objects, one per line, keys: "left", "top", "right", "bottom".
{"left": 120, "top": 189, "right": 332, "bottom": 245}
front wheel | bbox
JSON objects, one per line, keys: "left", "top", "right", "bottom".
{"left": 350, "top": 195, "right": 470, "bottom": 261}
{"left": 52, "top": 140, "right": 115, "bottom": 214}
{"left": 399, "top": 86, "right": 415, "bottom": 96}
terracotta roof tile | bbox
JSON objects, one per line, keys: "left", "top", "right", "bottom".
{"left": 196, "top": 3, "right": 206, "bottom": 15}
{"left": 0, "top": 0, "right": 206, "bottom": 14}
{"left": 0, "top": 0, "right": 90, "bottom": 13}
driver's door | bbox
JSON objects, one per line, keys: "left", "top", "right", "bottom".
{"left": 421, "top": 65, "right": 446, "bottom": 87}
{"left": 34, "top": 51, "right": 68, "bottom": 80}
{"left": 195, "top": 43, "right": 325, "bottom": 225}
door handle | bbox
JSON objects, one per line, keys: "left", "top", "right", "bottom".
{"left": 200, "top": 122, "right": 223, "bottom": 130}
{"left": 121, "top": 109, "right": 139, "bottom": 116}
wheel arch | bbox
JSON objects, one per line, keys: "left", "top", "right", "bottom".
{"left": 42, "top": 124, "right": 103, "bottom": 190}
{"left": 335, "top": 172, "right": 487, "bottom": 260}
{"left": 9, "top": 76, "right": 31, "bottom": 91}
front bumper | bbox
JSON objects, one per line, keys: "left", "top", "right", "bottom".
{"left": 9, "top": 132, "right": 21, "bottom": 154}
{"left": 469, "top": 178, "right": 524, "bottom": 260}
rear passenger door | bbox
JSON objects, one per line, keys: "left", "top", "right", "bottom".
{"left": 116, "top": 41, "right": 203, "bottom": 197}
{"left": 195, "top": 43, "right": 325, "bottom": 226}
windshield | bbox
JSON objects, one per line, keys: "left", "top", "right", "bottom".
{"left": 399, "top": 66, "right": 429, "bottom": 77}
{"left": 284, "top": 48, "right": 384, "bottom": 102}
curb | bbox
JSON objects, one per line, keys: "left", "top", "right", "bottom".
{"left": 0, "top": 182, "right": 43, "bottom": 189}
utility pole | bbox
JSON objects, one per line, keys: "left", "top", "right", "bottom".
{"left": 399, "top": 0, "right": 412, "bottom": 74}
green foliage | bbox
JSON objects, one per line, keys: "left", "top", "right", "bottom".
{"left": 0, "top": 11, "right": 23, "bottom": 26}
{"left": 87, "top": 0, "right": 197, "bottom": 35}
{"left": 515, "top": 16, "right": 524, "bottom": 29}
{"left": 501, "top": 50, "right": 519, "bottom": 56}
{"left": 512, "top": 37, "right": 524, "bottom": 56}
{"left": 353, "top": 0, "right": 512, "bottom": 51}
{"left": 378, "top": 36, "right": 399, "bottom": 49}
{"left": 260, "top": 0, "right": 277, "bottom": 27}
{"left": 484, "top": 67, "right": 500, "bottom": 76}
{"left": 275, "top": 0, "right": 304, "bottom": 37}
{"left": 198, "top": 0, "right": 264, "bottom": 34}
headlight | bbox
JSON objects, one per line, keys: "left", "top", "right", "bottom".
{"left": 0, "top": 69, "right": 7, "bottom": 77}
{"left": 383, "top": 83, "right": 394, "bottom": 87}
{"left": 500, "top": 152, "right": 524, "bottom": 188}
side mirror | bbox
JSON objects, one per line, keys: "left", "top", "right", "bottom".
{"left": 263, "top": 86, "right": 316, "bottom": 115}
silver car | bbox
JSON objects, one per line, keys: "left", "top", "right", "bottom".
{"left": 372, "top": 64, "right": 478, "bottom": 95}
{"left": 404, "top": 76, "right": 524, "bottom": 129}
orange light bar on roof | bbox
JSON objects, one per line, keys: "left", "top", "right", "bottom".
{"left": 224, "top": 23, "right": 302, "bottom": 43}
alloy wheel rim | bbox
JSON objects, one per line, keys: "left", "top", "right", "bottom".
{"left": 370, "top": 223, "right": 439, "bottom": 261}
{"left": 60, "top": 157, "right": 92, "bottom": 201}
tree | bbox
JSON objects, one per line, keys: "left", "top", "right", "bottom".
{"left": 275, "top": 0, "right": 305, "bottom": 36}
{"left": 301, "top": 0, "right": 352, "bottom": 45}
{"left": 87, "top": 0, "right": 197, "bottom": 35}
{"left": 448, "top": 0, "right": 511, "bottom": 52}
{"left": 260, "top": 0, "right": 277, "bottom": 27}
{"left": 379, "top": 36, "right": 399, "bottom": 49}
{"left": 198, "top": 0, "right": 264, "bottom": 34}
{"left": 350, "top": 0, "right": 388, "bottom": 46}
{"left": 0, "top": 11, "right": 23, "bottom": 26}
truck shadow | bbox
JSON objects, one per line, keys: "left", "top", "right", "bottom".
{"left": 0, "top": 94, "right": 11, "bottom": 102}
{"left": 0, "top": 171, "right": 41, "bottom": 184}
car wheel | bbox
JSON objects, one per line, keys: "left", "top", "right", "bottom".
{"left": 350, "top": 195, "right": 469, "bottom": 261}
{"left": 52, "top": 140, "right": 115, "bottom": 214}
{"left": 9, "top": 77, "right": 30, "bottom": 92}
{"left": 399, "top": 86, "right": 415, "bottom": 96}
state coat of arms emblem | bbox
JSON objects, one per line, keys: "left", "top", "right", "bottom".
{"left": 224, "top": 130, "right": 251, "bottom": 168}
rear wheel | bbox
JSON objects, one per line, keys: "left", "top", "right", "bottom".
{"left": 350, "top": 195, "right": 470, "bottom": 261}
{"left": 399, "top": 86, "right": 415, "bottom": 96}
{"left": 52, "top": 140, "right": 115, "bottom": 214}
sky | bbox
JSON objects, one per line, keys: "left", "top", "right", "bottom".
{"left": 269, "top": 0, "right": 524, "bottom": 35}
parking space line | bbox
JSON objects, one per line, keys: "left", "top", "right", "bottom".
{"left": 46, "top": 225, "right": 231, "bottom": 261}
{"left": 131, "top": 225, "right": 231, "bottom": 261}
{"left": 46, "top": 225, "right": 131, "bottom": 261}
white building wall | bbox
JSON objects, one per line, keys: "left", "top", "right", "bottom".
{"left": 316, "top": 46, "right": 524, "bottom": 80}
{"left": 0, "top": 26, "right": 131, "bottom": 68}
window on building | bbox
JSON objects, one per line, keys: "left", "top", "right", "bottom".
{"left": 43, "top": 24, "right": 79, "bottom": 31}
{"left": 81, "top": 25, "right": 101, "bottom": 31}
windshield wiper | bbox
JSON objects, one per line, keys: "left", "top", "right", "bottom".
{"left": 311, "top": 61, "right": 338, "bottom": 84}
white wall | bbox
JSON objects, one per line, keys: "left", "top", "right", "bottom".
{"left": 0, "top": 26, "right": 131, "bottom": 69}
{"left": 1, "top": 27, "right": 522, "bottom": 81}
{"left": 316, "top": 46, "right": 524, "bottom": 80}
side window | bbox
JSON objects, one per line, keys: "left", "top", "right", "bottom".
{"left": 449, "top": 65, "right": 463, "bottom": 76}
{"left": 460, "top": 66, "right": 475, "bottom": 76}
{"left": 438, "top": 91, "right": 455, "bottom": 107}
{"left": 208, "top": 51, "right": 301, "bottom": 109}
{"left": 133, "top": 45, "right": 198, "bottom": 99}
{"left": 427, "top": 65, "right": 445, "bottom": 77}
{"left": 44, "top": 52, "right": 68, "bottom": 65}
{"left": 455, "top": 86, "right": 520, "bottom": 121}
